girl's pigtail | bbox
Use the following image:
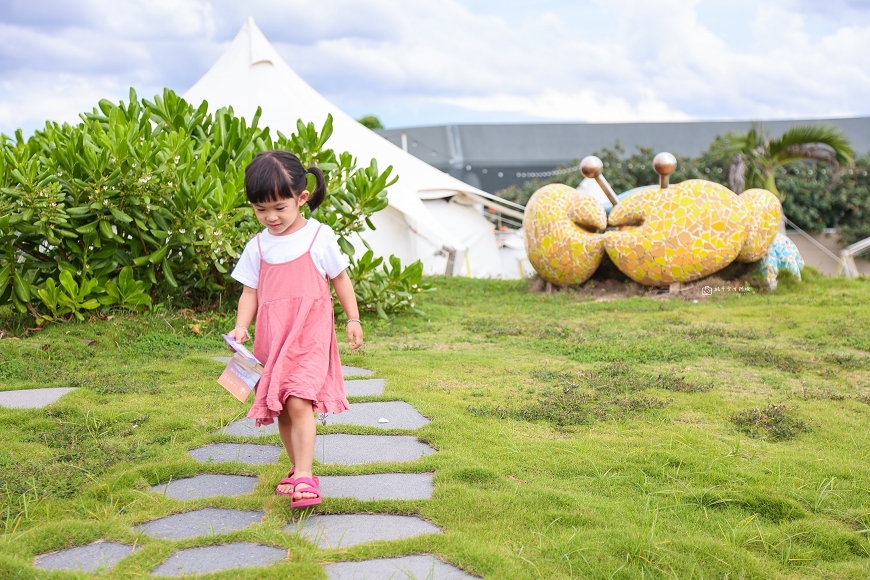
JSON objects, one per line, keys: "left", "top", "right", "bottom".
{"left": 305, "top": 166, "right": 327, "bottom": 210}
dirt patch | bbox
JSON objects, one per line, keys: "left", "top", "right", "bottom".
{"left": 529, "top": 263, "right": 763, "bottom": 302}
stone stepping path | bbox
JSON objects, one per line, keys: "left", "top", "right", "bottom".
{"left": 138, "top": 508, "right": 264, "bottom": 540}
{"left": 293, "top": 514, "right": 441, "bottom": 549}
{"left": 34, "top": 541, "right": 135, "bottom": 572}
{"left": 324, "top": 555, "right": 477, "bottom": 579}
{"left": 151, "top": 542, "right": 285, "bottom": 576}
{"left": 151, "top": 474, "right": 258, "bottom": 499}
{"left": 0, "top": 387, "right": 77, "bottom": 409}
{"left": 189, "top": 443, "right": 281, "bottom": 464}
{"left": 319, "top": 473, "right": 434, "bottom": 501}
{"left": 326, "top": 401, "right": 430, "bottom": 430}
{"left": 38, "top": 365, "right": 477, "bottom": 577}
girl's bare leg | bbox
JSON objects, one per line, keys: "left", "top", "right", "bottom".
{"left": 276, "top": 407, "right": 296, "bottom": 494}
{"left": 286, "top": 396, "right": 317, "bottom": 500}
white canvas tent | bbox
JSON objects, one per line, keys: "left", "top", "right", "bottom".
{"left": 183, "top": 17, "right": 523, "bottom": 277}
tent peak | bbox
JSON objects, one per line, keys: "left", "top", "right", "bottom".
{"left": 240, "top": 16, "right": 275, "bottom": 67}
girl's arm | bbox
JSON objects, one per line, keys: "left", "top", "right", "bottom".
{"left": 331, "top": 271, "right": 363, "bottom": 350}
{"left": 228, "top": 285, "right": 258, "bottom": 345}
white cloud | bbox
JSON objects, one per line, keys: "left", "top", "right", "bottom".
{"left": 1, "top": 0, "right": 870, "bottom": 134}
{"left": 0, "top": 72, "right": 144, "bottom": 134}
{"left": 442, "top": 89, "right": 691, "bottom": 122}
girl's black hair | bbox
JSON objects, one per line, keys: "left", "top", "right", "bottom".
{"left": 244, "top": 150, "right": 327, "bottom": 210}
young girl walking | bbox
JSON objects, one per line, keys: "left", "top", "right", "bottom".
{"left": 227, "top": 150, "right": 363, "bottom": 508}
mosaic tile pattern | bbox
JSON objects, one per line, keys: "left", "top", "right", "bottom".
{"left": 525, "top": 174, "right": 788, "bottom": 287}
{"left": 736, "top": 188, "right": 782, "bottom": 262}
{"left": 603, "top": 180, "right": 751, "bottom": 285}
{"left": 523, "top": 184, "right": 607, "bottom": 285}
{"left": 756, "top": 233, "right": 805, "bottom": 290}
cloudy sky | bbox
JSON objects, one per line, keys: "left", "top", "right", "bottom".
{"left": 2, "top": 0, "right": 870, "bottom": 136}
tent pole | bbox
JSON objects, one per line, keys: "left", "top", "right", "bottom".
{"left": 444, "top": 246, "right": 456, "bottom": 276}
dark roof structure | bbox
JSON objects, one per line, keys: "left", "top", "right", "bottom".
{"left": 377, "top": 117, "right": 870, "bottom": 193}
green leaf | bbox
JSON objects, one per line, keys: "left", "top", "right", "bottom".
{"left": 99, "top": 219, "right": 117, "bottom": 239}
{"left": 59, "top": 270, "right": 77, "bottom": 297}
{"left": 337, "top": 236, "right": 355, "bottom": 257}
{"left": 12, "top": 271, "right": 32, "bottom": 303}
{"left": 161, "top": 257, "right": 178, "bottom": 288}
{"left": 109, "top": 207, "right": 134, "bottom": 223}
{"left": 0, "top": 264, "right": 10, "bottom": 290}
{"left": 149, "top": 245, "right": 169, "bottom": 264}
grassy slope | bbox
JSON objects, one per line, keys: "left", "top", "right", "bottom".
{"left": 0, "top": 271, "right": 869, "bottom": 579}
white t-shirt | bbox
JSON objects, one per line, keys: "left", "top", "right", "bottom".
{"left": 231, "top": 219, "right": 349, "bottom": 288}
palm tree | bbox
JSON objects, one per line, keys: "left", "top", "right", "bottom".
{"left": 724, "top": 123, "right": 854, "bottom": 199}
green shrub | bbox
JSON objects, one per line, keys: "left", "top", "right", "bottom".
{"left": 0, "top": 89, "right": 430, "bottom": 322}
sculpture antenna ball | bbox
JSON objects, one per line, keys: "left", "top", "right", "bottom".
{"left": 653, "top": 152, "right": 677, "bottom": 176}
{"left": 580, "top": 156, "right": 603, "bottom": 179}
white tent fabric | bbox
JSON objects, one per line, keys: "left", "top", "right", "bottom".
{"left": 183, "top": 17, "right": 513, "bottom": 277}
{"left": 423, "top": 198, "right": 503, "bottom": 277}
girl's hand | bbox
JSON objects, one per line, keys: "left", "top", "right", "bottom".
{"left": 347, "top": 320, "right": 363, "bottom": 350}
{"left": 227, "top": 326, "right": 250, "bottom": 348}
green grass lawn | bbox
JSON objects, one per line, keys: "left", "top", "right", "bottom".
{"left": 1, "top": 271, "right": 869, "bottom": 579}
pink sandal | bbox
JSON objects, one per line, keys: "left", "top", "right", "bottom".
{"left": 275, "top": 468, "right": 320, "bottom": 497}
{"left": 290, "top": 477, "right": 322, "bottom": 509}
{"left": 275, "top": 468, "right": 296, "bottom": 497}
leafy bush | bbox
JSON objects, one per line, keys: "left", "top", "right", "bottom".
{"left": 778, "top": 157, "right": 870, "bottom": 245}
{"left": 356, "top": 115, "right": 384, "bottom": 130}
{"left": 0, "top": 89, "right": 430, "bottom": 323}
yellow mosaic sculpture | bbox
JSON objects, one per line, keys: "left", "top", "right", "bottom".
{"left": 736, "top": 188, "right": 783, "bottom": 263}
{"left": 523, "top": 153, "right": 783, "bottom": 287}
{"left": 604, "top": 180, "right": 750, "bottom": 285}
{"left": 523, "top": 184, "right": 607, "bottom": 285}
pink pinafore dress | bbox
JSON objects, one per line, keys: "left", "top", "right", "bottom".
{"left": 247, "top": 224, "right": 349, "bottom": 426}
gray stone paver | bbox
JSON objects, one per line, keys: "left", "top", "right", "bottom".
{"left": 325, "top": 402, "right": 429, "bottom": 430}
{"left": 218, "top": 417, "right": 279, "bottom": 437}
{"left": 150, "top": 474, "right": 258, "bottom": 499}
{"left": 320, "top": 473, "right": 434, "bottom": 501}
{"left": 34, "top": 541, "right": 135, "bottom": 572}
{"left": 137, "top": 508, "right": 263, "bottom": 540}
{"left": 151, "top": 542, "right": 285, "bottom": 576}
{"left": 342, "top": 365, "right": 374, "bottom": 377}
{"left": 316, "top": 435, "right": 435, "bottom": 465}
{"left": 0, "top": 387, "right": 77, "bottom": 409}
{"left": 325, "top": 555, "right": 478, "bottom": 579}
{"left": 293, "top": 514, "right": 441, "bottom": 548}
{"left": 345, "top": 379, "right": 386, "bottom": 396}
{"left": 219, "top": 402, "right": 429, "bottom": 435}
{"left": 188, "top": 443, "right": 282, "bottom": 465}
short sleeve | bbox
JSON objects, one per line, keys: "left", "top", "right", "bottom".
{"left": 230, "top": 237, "right": 261, "bottom": 288}
{"left": 312, "top": 226, "right": 350, "bottom": 279}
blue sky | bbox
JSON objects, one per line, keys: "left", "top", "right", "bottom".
{"left": 2, "top": 0, "right": 870, "bottom": 135}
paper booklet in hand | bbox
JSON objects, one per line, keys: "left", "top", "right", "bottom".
{"left": 217, "top": 334, "right": 263, "bottom": 402}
